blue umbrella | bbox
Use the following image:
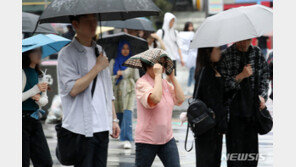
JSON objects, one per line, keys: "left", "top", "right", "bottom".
{"left": 22, "top": 34, "right": 71, "bottom": 59}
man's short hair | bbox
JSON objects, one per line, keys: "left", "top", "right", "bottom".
{"left": 69, "top": 14, "right": 97, "bottom": 24}
{"left": 69, "top": 14, "right": 88, "bottom": 23}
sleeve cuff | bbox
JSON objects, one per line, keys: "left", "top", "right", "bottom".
{"left": 64, "top": 81, "right": 76, "bottom": 95}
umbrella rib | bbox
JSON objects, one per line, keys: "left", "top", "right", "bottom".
{"left": 241, "top": 10, "right": 259, "bottom": 36}
{"left": 47, "top": 44, "right": 60, "bottom": 53}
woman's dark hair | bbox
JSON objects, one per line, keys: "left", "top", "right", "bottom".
{"left": 141, "top": 61, "right": 153, "bottom": 72}
{"left": 195, "top": 47, "right": 214, "bottom": 78}
{"left": 142, "top": 31, "right": 151, "bottom": 40}
{"left": 183, "top": 22, "right": 193, "bottom": 31}
{"left": 22, "top": 49, "right": 43, "bottom": 76}
{"left": 142, "top": 32, "right": 158, "bottom": 49}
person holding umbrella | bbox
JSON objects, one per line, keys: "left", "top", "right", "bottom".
{"left": 189, "top": 5, "right": 272, "bottom": 166}
{"left": 109, "top": 40, "right": 140, "bottom": 149}
{"left": 217, "top": 39, "right": 270, "bottom": 167}
{"left": 22, "top": 47, "right": 53, "bottom": 167}
{"left": 57, "top": 14, "right": 120, "bottom": 166}
{"left": 156, "top": 12, "right": 185, "bottom": 76}
{"left": 22, "top": 33, "right": 70, "bottom": 167}
{"left": 124, "top": 49, "right": 185, "bottom": 167}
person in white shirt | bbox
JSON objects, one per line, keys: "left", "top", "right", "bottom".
{"left": 156, "top": 12, "right": 184, "bottom": 76}
{"left": 57, "top": 14, "right": 120, "bottom": 167}
{"left": 178, "top": 22, "right": 198, "bottom": 94}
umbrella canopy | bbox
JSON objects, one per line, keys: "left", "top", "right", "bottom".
{"left": 38, "top": 0, "right": 161, "bottom": 24}
{"left": 22, "top": 12, "right": 57, "bottom": 34}
{"left": 101, "top": 17, "right": 155, "bottom": 32}
{"left": 190, "top": 5, "right": 273, "bottom": 49}
{"left": 97, "top": 32, "right": 148, "bottom": 60}
{"left": 22, "top": 34, "right": 71, "bottom": 59}
{"left": 123, "top": 48, "right": 174, "bottom": 75}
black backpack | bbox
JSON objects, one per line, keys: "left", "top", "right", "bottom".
{"left": 184, "top": 67, "right": 216, "bottom": 152}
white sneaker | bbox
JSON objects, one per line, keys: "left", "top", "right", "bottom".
{"left": 123, "top": 141, "right": 132, "bottom": 149}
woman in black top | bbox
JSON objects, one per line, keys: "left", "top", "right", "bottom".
{"left": 193, "top": 47, "right": 226, "bottom": 167}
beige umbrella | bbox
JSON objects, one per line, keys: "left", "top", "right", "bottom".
{"left": 123, "top": 48, "right": 174, "bottom": 75}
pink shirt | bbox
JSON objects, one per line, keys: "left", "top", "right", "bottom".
{"left": 135, "top": 73, "right": 179, "bottom": 145}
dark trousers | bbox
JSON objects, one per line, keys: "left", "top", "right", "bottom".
{"left": 22, "top": 115, "right": 53, "bottom": 167}
{"left": 74, "top": 131, "right": 109, "bottom": 167}
{"left": 195, "top": 127, "right": 223, "bottom": 167}
{"left": 226, "top": 115, "right": 259, "bottom": 167}
{"left": 135, "top": 138, "right": 180, "bottom": 167}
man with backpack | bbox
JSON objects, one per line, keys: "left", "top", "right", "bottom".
{"left": 156, "top": 12, "right": 185, "bottom": 76}
{"left": 57, "top": 14, "right": 120, "bottom": 167}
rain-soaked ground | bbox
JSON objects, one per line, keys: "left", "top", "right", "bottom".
{"left": 37, "top": 63, "right": 273, "bottom": 167}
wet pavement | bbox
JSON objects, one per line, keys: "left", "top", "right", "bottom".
{"left": 39, "top": 63, "right": 273, "bottom": 167}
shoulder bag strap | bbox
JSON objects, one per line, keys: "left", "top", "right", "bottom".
{"left": 185, "top": 121, "right": 194, "bottom": 152}
{"left": 185, "top": 67, "right": 205, "bottom": 152}
{"left": 91, "top": 46, "right": 100, "bottom": 98}
{"left": 193, "top": 67, "right": 205, "bottom": 99}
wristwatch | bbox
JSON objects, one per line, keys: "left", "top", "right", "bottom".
{"left": 113, "top": 118, "right": 119, "bottom": 123}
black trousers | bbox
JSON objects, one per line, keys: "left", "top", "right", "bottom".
{"left": 74, "top": 131, "right": 109, "bottom": 167}
{"left": 195, "top": 127, "right": 223, "bottom": 167}
{"left": 226, "top": 114, "right": 259, "bottom": 167}
{"left": 22, "top": 114, "right": 53, "bottom": 167}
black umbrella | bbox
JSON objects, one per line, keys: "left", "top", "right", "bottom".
{"left": 97, "top": 32, "right": 148, "bottom": 60}
{"left": 101, "top": 18, "right": 155, "bottom": 32}
{"left": 38, "top": 0, "right": 161, "bottom": 24}
{"left": 22, "top": 12, "right": 57, "bottom": 34}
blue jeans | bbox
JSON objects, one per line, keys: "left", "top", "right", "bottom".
{"left": 187, "top": 67, "right": 195, "bottom": 87}
{"left": 116, "top": 110, "right": 133, "bottom": 141}
{"left": 135, "top": 138, "right": 180, "bottom": 167}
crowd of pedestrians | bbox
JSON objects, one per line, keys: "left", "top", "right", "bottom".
{"left": 22, "top": 9, "right": 273, "bottom": 167}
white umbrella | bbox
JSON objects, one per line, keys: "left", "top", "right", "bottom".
{"left": 190, "top": 5, "right": 273, "bottom": 49}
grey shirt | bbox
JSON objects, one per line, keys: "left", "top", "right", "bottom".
{"left": 57, "top": 38, "right": 114, "bottom": 137}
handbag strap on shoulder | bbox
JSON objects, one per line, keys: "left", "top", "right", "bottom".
{"left": 193, "top": 67, "right": 205, "bottom": 99}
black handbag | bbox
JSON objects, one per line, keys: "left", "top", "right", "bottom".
{"left": 184, "top": 67, "right": 216, "bottom": 152}
{"left": 55, "top": 46, "right": 100, "bottom": 165}
{"left": 55, "top": 124, "right": 86, "bottom": 165}
{"left": 254, "top": 54, "right": 273, "bottom": 135}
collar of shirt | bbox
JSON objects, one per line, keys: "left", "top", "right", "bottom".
{"left": 72, "top": 37, "right": 97, "bottom": 54}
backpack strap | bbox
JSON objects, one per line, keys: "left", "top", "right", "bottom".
{"left": 91, "top": 46, "right": 100, "bottom": 98}
{"left": 161, "top": 29, "right": 165, "bottom": 39}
